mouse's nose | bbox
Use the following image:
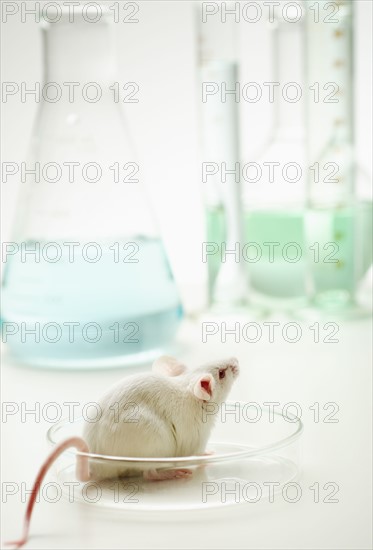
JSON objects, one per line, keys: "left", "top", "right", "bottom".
{"left": 228, "top": 357, "right": 239, "bottom": 375}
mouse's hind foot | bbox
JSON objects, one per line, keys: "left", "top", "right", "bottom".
{"left": 143, "top": 468, "right": 192, "bottom": 481}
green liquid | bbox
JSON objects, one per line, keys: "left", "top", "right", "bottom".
{"left": 207, "top": 201, "right": 372, "bottom": 309}
{"left": 306, "top": 201, "right": 372, "bottom": 308}
{"left": 243, "top": 209, "right": 306, "bottom": 301}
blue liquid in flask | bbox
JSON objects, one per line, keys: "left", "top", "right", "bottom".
{"left": 1, "top": 238, "right": 183, "bottom": 368}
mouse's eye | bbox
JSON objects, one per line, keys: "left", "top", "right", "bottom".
{"left": 219, "top": 369, "right": 226, "bottom": 380}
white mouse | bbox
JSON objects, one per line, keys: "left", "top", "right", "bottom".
{"left": 9, "top": 355, "right": 239, "bottom": 548}
{"left": 84, "top": 355, "right": 240, "bottom": 480}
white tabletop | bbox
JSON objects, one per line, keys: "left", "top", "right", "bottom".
{"left": 1, "top": 314, "right": 372, "bottom": 549}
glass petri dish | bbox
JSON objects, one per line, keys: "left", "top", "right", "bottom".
{"left": 47, "top": 402, "right": 303, "bottom": 510}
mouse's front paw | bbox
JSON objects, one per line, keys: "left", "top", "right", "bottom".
{"left": 143, "top": 468, "right": 193, "bottom": 481}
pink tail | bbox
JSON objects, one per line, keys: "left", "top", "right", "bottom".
{"left": 5, "top": 437, "right": 90, "bottom": 548}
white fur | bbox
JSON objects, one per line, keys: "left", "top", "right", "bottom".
{"left": 83, "top": 357, "right": 239, "bottom": 480}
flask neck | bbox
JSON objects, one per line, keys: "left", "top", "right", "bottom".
{"left": 272, "top": 21, "right": 304, "bottom": 141}
{"left": 42, "top": 21, "right": 116, "bottom": 83}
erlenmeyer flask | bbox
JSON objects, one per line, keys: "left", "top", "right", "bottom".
{"left": 1, "top": 7, "right": 183, "bottom": 367}
{"left": 242, "top": 14, "right": 307, "bottom": 310}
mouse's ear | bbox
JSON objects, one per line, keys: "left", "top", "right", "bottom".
{"left": 152, "top": 355, "right": 187, "bottom": 377}
{"left": 193, "top": 374, "right": 215, "bottom": 401}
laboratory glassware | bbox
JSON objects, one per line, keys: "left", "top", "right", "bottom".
{"left": 48, "top": 403, "right": 302, "bottom": 509}
{"left": 242, "top": 11, "right": 307, "bottom": 311}
{"left": 197, "top": 4, "right": 251, "bottom": 311}
{"left": 304, "top": 0, "right": 372, "bottom": 316}
{"left": 1, "top": 7, "right": 183, "bottom": 367}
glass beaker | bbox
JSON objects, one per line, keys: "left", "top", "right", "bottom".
{"left": 242, "top": 12, "right": 307, "bottom": 310}
{"left": 304, "top": 0, "right": 372, "bottom": 316}
{"left": 1, "top": 7, "right": 183, "bottom": 368}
